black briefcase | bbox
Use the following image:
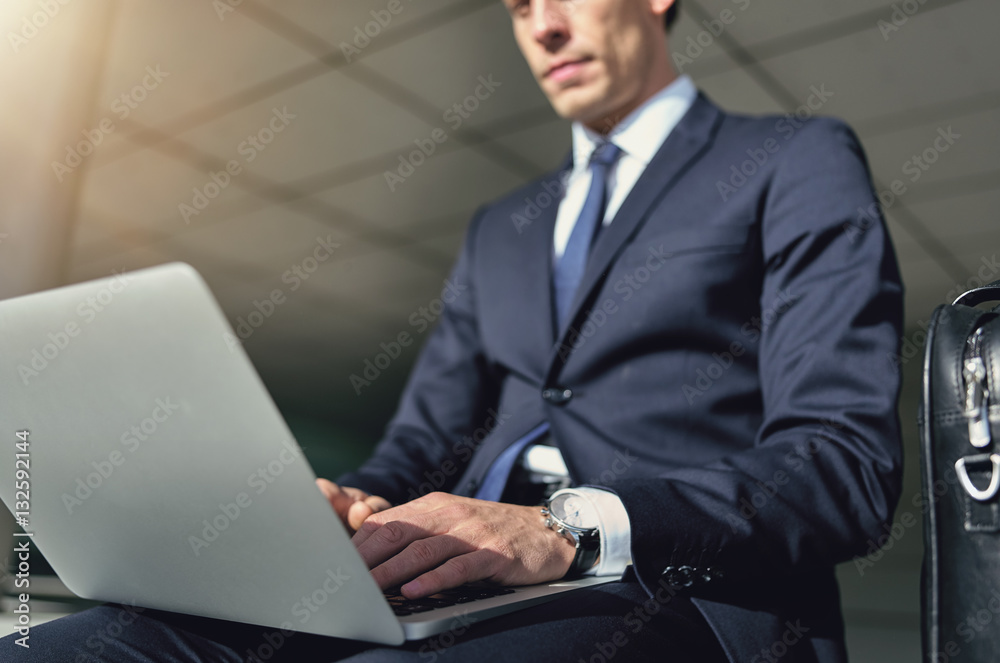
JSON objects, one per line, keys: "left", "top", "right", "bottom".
{"left": 920, "top": 279, "right": 1000, "bottom": 662}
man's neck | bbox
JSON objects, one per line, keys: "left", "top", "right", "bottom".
{"left": 584, "top": 71, "right": 679, "bottom": 135}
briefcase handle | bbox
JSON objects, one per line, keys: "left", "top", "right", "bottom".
{"left": 953, "top": 278, "right": 1000, "bottom": 307}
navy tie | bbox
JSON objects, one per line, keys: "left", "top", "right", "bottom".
{"left": 473, "top": 422, "right": 550, "bottom": 502}
{"left": 474, "top": 143, "right": 622, "bottom": 503}
{"left": 552, "top": 141, "right": 623, "bottom": 331}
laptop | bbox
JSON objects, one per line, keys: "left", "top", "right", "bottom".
{"left": 0, "top": 262, "right": 614, "bottom": 644}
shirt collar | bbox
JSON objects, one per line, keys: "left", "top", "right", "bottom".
{"left": 570, "top": 74, "right": 698, "bottom": 171}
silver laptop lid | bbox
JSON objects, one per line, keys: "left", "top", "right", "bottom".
{"left": 0, "top": 262, "right": 404, "bottom": 645}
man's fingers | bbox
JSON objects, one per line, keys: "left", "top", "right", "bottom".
{"left": 367, "top": 494, "right": 392, "bottom": 513}
{"left": 341, "top": 486, "right": 370, "bottom": 501}
{"left": 356, "top": 515, "right": 450, "bottom": 569}
{"left": 315, "top": 480, "right": 392, "bottom": 535}
{"left": 351, "top": 495, "right": 443, "bottom": 547}
{"left": 315, "top": 478, "right": 356, "bottom": 522}
{"left": 347, "top": 495, "right": 390, "bottom": 531}
{"left": 356, "top": 520, "right": 428, "bottom": 569}
{"left": 371, "top": 535, "right": 475, "bottom": 591}
{"left": 402, "top": 549, "right": 497, "bottom": 599}
{"left": 347, "top": 500, "right": 374, "bottom": 533}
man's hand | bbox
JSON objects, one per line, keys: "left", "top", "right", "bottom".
{"left": 351, "top": 492, "right": 576, "bottom": 599}
{"left": 315, "top": 478, "right": 392, "bottom": 534}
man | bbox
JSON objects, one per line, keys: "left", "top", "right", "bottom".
{"left": 314, "top": 0, "right": 904, "bottom": 659}
{"left": 1, "top": 0, "right": 902, "bottom": 660}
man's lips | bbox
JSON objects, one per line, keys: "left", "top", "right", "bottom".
{"left": 545, "top": 58, "right": 591, "bottom": 83}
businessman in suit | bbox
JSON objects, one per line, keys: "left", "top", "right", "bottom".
{"left": 319, "top": 0, "right": 904, "bottom": 659}
{"left": 0, "top": 0, "right": 902, "bottom": 660}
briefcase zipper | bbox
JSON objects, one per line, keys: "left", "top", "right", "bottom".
{"left": 963, "top": 326, "right": 992, "bottom": 448}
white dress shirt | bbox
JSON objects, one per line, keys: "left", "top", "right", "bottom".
{"left": 542, "top": 74, "right": 698, "bottom": 577}
{"left": 553, "top": 74, "right": 698, "bottom": 259}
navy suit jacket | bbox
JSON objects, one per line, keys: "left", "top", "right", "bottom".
{"left": 339, "top": 92, "right": 904, "bottom": 662}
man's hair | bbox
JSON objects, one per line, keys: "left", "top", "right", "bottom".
{"left": 664, "top": 1, "right": 680, "bottom": 31}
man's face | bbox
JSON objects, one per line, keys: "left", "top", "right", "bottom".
{"left": 504, "top": 0, "right": 671, "bottom": 130}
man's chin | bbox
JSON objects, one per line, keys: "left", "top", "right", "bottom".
{"left": 546, "top": 89, "right": 609, "bottom": 124}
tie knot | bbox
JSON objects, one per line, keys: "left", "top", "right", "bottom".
{"left": 589, "top": 141, "right": 622, "bottom": 168}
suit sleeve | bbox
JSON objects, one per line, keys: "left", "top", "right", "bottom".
{"left": 600, "top": 118, "right": 905, "bottom": 592}
{"left": 336, "top": 207, "right": 498, "bottom": 505}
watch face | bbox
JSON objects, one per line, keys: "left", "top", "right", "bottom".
{"left": 550, "top": 493, "right": 598, "bottom": 529}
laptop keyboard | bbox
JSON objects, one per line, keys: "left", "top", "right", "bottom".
{"left": 383, "top": 585, "right": 516, "bottom": 616}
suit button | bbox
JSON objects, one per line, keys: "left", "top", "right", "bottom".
{"left": 661, "top": 565, "right": 678, "bottom": 584}
{"left": 542, "top": 387, "right": 573, "bottom": 405}
{"left": 677, "top": 566, "right": 695, "bottom": 587}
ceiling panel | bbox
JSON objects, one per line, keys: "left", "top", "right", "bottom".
{"left": 488, "top": 115, "right": 571, "bottom": 173}
{"left": 312, "top": 136, "right": 532, "bottom": 235}
{"left": 359, "top": 3, "right": 549, "bottom": 131}
{"left": 694, "top": 67, "right": 784, "bottom": 115}
{"left": 81, "top": 145, "right": 271, "bottom": 236}
{"left": 693, "top": 0, "right": 908, "bottom": 43}
{"left": 268, "top": 0, "right": 473, "bottom": 49}
{"left": 173, "top": 69, "right": 440, "bottom": 185}
{"left": 96, "top": 0, "right": 317, "bottom": 128}
{"left": 888, "top": 189, "right": 1000, "bottom": 279}
{"left": 897, "top": 248, "right": 997, "bottom": 327}
{"left": 756, "top": 0, "right": 1000, "bottom": 124}
{"left": 861, "top": 106, "right": 999, "bottom": 190}
{"left": 297, "top": 232, "right": 461, "bottom": 312}
{"left": 154, "top": 208, "right": 350, "bottom": 277}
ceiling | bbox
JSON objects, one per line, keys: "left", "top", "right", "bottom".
{"left": 2, "top": 0, "right": 997, "bottom": 436}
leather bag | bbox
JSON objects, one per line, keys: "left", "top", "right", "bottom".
{"left": 920, "top": 278, "right": 1000, "bottom": 662}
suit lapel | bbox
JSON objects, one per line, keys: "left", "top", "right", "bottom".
{"left": 546, "top": 93, "right": 723, "bottom": 370}
{"left": 515, "top": 154, "right": 572, "bottom": 352}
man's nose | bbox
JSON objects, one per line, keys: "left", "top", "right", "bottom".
{"left": 531, "top": 0, "right": 570, "bottom": 45}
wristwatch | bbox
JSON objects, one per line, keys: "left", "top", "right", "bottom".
{"left": 541, "top": 492, "right": 601, "bottom": 577}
